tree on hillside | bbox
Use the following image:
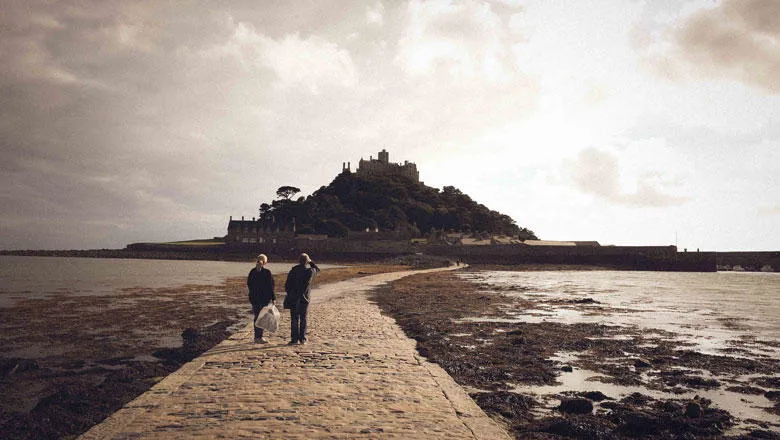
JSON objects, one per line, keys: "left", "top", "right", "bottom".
{"left": 254, "top": 172, "right": 534, "bottom": 238}
{"left": 518, "top": 227, "right": 538, "bottom": 241}
{"left": 258, "top": 203, "right": 272, "bottom": 222}
{"left": 276, "top": 186, "right": 301, "bottom": 200}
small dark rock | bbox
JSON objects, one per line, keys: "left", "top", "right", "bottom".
{"left": 561, "top": 365, "right": 573, "bottom": 372}
{"left": 684, "top": 376, "right": 720, "bottom": 389}
{"left": 633, "top": 358, "right": 652, "bottom": 369}
{"left": 543, "top": 417, "right": 579, "bottom": 437}
{"left": 685, "top": 402, "right": 702, "bottom": 418}
{"left": 725, "top": 385, "right": 765, "bottom": 395}
{"left": 749, "top": 429, "right": 780, "bottom": 439}
{"left": 0, "top": 358, "right": 39, "bottom": 377}
{"left": 581, "top": 391, "right": 610, "bottom": 402}
{"left": 622, "top": 392, "right": 653, "bottom": 406}
{"left": 616, "top": 411, "right": 660, "bottom": 436}
{"left": 764, "top": 390, "right": 780, "bottom": 401}
{"left": 471, "top": 391, "right": 536, "bottom": 420}
{"left": 559, "top": 397, "right": 593, "bottom": 414}
{"left": 660, "top": 401, "right": 683, "bottom": 413}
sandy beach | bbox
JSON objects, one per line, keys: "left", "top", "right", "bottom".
{"left": 371, "top": 267, "right": 780, "bottom": 439}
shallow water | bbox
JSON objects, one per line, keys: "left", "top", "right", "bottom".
{"left": 456, "top": 270, "right": 780, "bottom": 432}
{"left": 511, "top": 351, "right": 777, "bottom": 429}
{"left": 457, "top": 270, "right": 780, "bottom": 358}
{"left": 0, "top": 256, "right": 333, "bottom": 307}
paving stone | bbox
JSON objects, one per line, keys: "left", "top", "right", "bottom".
{"left": 80, "top": 267, "right": 510, "bottom": 440}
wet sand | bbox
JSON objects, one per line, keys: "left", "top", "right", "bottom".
{"left": 0, "top": 264, "right": 410, "bottom": 440}
{"left": 371, "top": 267, "right": 780, "bottom": 439}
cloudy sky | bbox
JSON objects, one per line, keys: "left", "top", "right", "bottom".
{"left": 1, "top": 0, "right": 778, "bottom": 251}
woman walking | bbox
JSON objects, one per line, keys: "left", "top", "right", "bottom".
{"left": 248, "top": 254, "right": 275, "bottom": 343}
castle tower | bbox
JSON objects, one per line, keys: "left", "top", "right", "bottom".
{"left": 355, "top": 149, "right": 419, "bottom": 182}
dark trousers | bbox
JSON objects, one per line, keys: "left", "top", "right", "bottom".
{"left": 289, "top": 301, "right": 309, "bottom": 343}
{"left": 252, "top": 303, "right": 264, "bottom": 340}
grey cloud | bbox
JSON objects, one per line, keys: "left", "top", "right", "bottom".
{"left": 567, "top": 148, "right": 689, "bottom": 208}
{"left": 648, "top": 0, "right": 780, "bottom": 93}
{"left": 626, "top": 119, "right": 780, "bottom": 190}
{"left": 0, "top": 0, "right": 542, "bottom": 250}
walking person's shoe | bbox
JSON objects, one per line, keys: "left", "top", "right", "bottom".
{"left": 299, "top": 339, "right": 307, "bottom": 345}
{"left": 254, "top": 338, "right": 269, "bottom": 344}
{"left": 287, "top": 340, "right": 298, "bottom": 346}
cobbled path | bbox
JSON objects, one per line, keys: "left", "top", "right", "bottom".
{"left": 80, "top": 266, "right": 510, "bottom": 439}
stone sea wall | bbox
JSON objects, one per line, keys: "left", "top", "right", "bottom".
{"left": 716, "top": 251, "right": 780, "bottom": 272}
{"left": 2, "top": 241, "right": 723, "bottom": 271}
{"left": 425, "top": 244, "right": 716, "bottom": 272}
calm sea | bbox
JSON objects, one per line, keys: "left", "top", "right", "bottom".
{"left": 0, "top": 256, "right": 306, "bottom": 307}
{"left": 457, "top": 270, "right": 780, "bottom": 354}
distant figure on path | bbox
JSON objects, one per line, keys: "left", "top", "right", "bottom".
{"left": 248, "top": 254, "right": 275, "bottom": 344}
{"left": 284, "top": 253, "right": 320, "bottom": 345}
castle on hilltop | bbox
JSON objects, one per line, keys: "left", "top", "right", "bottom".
{"left": 342, "top": 149, "right": 420, "bottom": 183}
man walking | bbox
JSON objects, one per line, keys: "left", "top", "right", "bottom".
{"left": 284, "top": 253, "right": 320, "bottom": 345}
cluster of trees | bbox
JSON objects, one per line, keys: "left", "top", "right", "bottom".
{"left": 257, "top": 172, "right": 537, "bottom": 240}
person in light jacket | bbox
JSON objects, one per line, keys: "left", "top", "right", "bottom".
{"left": 247, "top": 254, "right": 275, "bottom": 344}
{"left": 283, "top": 253, "right": 319, "bottom": 345}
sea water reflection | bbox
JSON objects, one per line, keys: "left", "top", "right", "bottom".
{"left": 457, "top": 270, "right": 780, "bottom": 358}
{"left": 455, "top": 270, "right": 780, "bottom": 431}
{"left": 0, "top": 256, "right": 334, "bottom": 307}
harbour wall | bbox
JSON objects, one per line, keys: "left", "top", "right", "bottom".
{"left": 5, "top": 242, "right": 722, "bottom": 271}
{"left": 716, "top": 251, "right": 780, "bottom": 272}
{"left": 425, "top": 245, "right": 716, "bottom": 272}
{"left": 123, "top": 241, "right": 716, "bottom": 271}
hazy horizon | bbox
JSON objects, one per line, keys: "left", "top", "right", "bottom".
{"left": 1, "top": 0, "right": 778, "bottom": 252}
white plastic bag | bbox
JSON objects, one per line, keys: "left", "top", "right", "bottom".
{"left": 255, "top": 304, "right": 281, "bottom": 333}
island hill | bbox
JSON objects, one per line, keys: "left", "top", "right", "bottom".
{"left": 238, "top": 149, "right": 536, "bottom": 246}
{"left": 127, "top": 149, "right": 722, "bottom": 271}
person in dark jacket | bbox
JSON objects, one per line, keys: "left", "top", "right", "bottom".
{"left": 283, "top": 253, "right": 319, "bottom": 345}
{"left": 248, "top": 254, "right": 275, "bottom": 344}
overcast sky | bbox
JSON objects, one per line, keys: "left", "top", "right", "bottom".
{"left": 1, "top": 0, "right": 778, "bottom": 251}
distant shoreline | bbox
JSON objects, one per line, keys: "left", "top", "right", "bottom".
{"left": 0, "top": 248, "right": 255, "bottom": 262}
{"left": 0, "top": 249, "right": 453, "bottom": 269}
{"left": 1, "top": 247, "right": 778, "bottom": 272}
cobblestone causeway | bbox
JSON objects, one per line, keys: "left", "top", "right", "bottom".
{"left": 80, "top": 267, "right": 510, "bottom": 439}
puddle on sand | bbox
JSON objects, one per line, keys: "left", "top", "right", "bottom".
{"left": 512, "top": 352, "right": 779, "bottom": 433}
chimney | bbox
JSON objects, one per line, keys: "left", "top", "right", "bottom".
{"left": 242, "top": 216, "right": 244, "bottom": 221}
{"left": 230, "top": 215, "right": 232, "bottom": 221}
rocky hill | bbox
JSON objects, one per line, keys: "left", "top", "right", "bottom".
{"left": 258, "top": 171, "right": 536, "bottom": 239}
